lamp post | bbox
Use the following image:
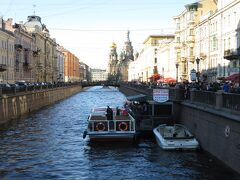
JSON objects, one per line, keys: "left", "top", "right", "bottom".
{"left": 175, "top": 63, "right": 179, "bottom": 83}
{"left": 196, "top": 57, "right": 200, "bottom": 82}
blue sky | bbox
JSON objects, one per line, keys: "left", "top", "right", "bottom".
{"left": 1, "top": 0, "right": 195, "bottom": 69}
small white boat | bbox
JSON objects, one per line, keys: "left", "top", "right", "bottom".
{"left": 153, "top": 124, "right": 199, "bottom": 150}
{"left": 83, "top": 107, "right": 136, "bottom": 142}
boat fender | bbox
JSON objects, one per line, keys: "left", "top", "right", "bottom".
{"left": 119, "top": 122, "right": 128, "bottom": 131}
{"left": 83, "top": 130, "right": 87, "bottom": 139}
{"left": 96, "top": 122, "right": 105, "bottom": 131}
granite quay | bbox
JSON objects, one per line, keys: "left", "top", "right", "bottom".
{"left": 119, "top": 82, "right": 240, "bottom": 174}
{"left": 0, "top": 83, "right": 82, "bottom": 124}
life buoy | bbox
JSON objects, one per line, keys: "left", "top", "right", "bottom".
{"left": 118, "top": 122, "right": 128, "bottom": 131}
{"left": 96, "top": 122, "right": 105, "bottom": 131}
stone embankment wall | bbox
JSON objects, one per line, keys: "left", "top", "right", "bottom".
{"left": 175, "top": 102, "right": 240, "bottom": 174}
{"left": 0, "top": 86, "right": 82, "bottom": 124}
{"left": 119, "top": 85, "right": 240, "bottom": 174}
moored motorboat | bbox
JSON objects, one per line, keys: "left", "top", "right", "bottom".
{"left": 83, "top": 107, "right": 136, "bottom": 141}
{"left": 153, "top": 124, "right": 199, "bottom": 150}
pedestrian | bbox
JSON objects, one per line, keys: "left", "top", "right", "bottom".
{"left": 223, "top": 82, "right": 229, "bottom": 93}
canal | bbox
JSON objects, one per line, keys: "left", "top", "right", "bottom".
{"left": 0, "top": 86, "right": 238, "bottom": 179}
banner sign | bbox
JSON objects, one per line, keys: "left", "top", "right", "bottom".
{"left": 153, "top": 89, "right": 169, "bottom": 103}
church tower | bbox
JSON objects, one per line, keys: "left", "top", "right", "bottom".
{"left": 118, "top": 30, "right": 134, "bottom": 81}
{"left": 108, "top": 42, "right": 118, "bottom": 77}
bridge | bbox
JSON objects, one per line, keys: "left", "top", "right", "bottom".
{"left": 81, "top": 81, "right": 120, "bottom": 87}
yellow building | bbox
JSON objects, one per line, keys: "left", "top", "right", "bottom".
{"left": 0, "top": 18, "right": 15, "bottom": 83}
{"left": 24, "top": 15, "right": 57, "bottom": 83}
{"left": 173, "top": 0, "right": 217, "bottom": 82}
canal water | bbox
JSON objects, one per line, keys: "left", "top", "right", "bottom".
{"left": 0, "top": 86, "right": 238, "bottom": 179}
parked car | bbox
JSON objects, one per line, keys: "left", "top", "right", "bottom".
{"left": 16, "top": 81, "right": 28, "bottom": 90}
{"left": 0, "top": 83, "right": 11, "bottom": 90}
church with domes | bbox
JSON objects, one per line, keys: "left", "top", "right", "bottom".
{"left": 107, "top": 31, "right": 134, "bottom": 82}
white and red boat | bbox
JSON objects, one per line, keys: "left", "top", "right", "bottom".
{"left": 83, "top": 107, "right": 136, "bottom": 141}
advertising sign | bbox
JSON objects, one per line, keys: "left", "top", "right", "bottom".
{"left": 153, "top": 89, "right": 169, "bottom": 103}
{"left": 190, "top": 69, "right": 197, "bottom": 81}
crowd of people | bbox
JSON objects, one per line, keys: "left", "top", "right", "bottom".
{"left": 133, "top": 80, "right": 240, "bottom": 94}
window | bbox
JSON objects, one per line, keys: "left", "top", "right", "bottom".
{"left": 177, "top": 37, "right": 180, "bottom": 42}
{"left": 213, "top": 36, "right": 217, "bottom": 51}
{"left": 190, "top": 29, "right": 194, "bottom": 36}
{"left": 190, "top": 47, "right": 194, "bottom": 56}
{"left": 154, "top": 57, "right": 157, "bottom": 64}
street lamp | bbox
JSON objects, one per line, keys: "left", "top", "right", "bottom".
{"left": 175, "top": 63, "right": 179, "bottom": 83}
{"left": 196, "top": 57, "right": 200, "bottom": 82}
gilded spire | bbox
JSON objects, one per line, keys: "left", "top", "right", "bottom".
{"left": 111, "top": 42, "right": 117, "bottom": 49}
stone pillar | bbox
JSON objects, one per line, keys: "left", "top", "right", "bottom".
{"left": 215, "top": 90, "right": 223, "bottom": 109}
{"left": 190, "top": 89, "right": 196, "bottom": 101}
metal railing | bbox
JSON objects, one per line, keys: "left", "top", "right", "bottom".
{"left": 120, "top": 82, "right": 240, "bottom": 112}
{"left": 223, "top": 93, "right": 240, "bottom": 111}
{"left": 191, "top": 90, "right": 216, "bottom": 106}
{"left": 0, "top": 82, "right": 81, "bottom": 97}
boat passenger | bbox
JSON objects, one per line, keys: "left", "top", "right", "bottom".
{"left": 116, "top": 107, "right": 120, "bottom": 116}
{"left": 106, "top": 106, "right": 113, "bottom": 120}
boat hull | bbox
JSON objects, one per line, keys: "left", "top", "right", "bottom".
{"left": 88, "top": 132, "right": 136, "bottom": 142}
{"left": 153, "top": 124, "right": 199, "bottom": 150}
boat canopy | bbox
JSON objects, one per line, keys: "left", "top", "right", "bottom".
{"left": 126, "top": 94, "right": 147, "bottom": 102}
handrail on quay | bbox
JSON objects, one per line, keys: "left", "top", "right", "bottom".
{"left": 0, "top": 82, "right": 81, "bottom": 97}
{"left": 120, "top": 82, "right": 240, "bottom": 113}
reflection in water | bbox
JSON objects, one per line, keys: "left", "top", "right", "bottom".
{"left": 0, "top": 86, "right": 238, "bottom": 179}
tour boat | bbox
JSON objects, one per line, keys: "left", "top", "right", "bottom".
{"left": 83, "top": 107, "right": 136, "bottom": 141}
{"left": 153, "top": 124, "right": 199, "bottom": 150}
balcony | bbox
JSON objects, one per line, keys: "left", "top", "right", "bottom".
{"left": 23, "top": 62, "right": 33, "bottom": 70}
{"left": 186, "top": 35, "right": 195, "bottom": 43}
{"left": 224, "top": 49, "right": 240, "bottom": 60}
{"left": 181, "top": 57, "right": 187, "bottom": 62}
{"left": 14, "top": 44, "right": 23, "bottom": 51}
{"left": 0, "top": 64, "right": 7, "bottom": 72}
{"left": 174, "top": 42, "right": 181, "bottom": 49}
{"left": 188, "top": 56, "right": 195, "bottom": 63}
{"left": 200, "top": 53, "right": 207, "bottom": 59}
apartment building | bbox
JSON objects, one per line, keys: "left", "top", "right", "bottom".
{"left": 195, "top": 0, "right": 240, "bottom": 82}
{"left": 173, "top": 0, "right": 217, "bottom": 82}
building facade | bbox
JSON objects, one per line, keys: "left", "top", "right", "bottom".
{"left": 62, "top": 48, "right": 80, "bottom": 82}
{"left": 56, "top": 45, "right": 65, "bottom": 82}
{"left": 0, "top": 18, "right": 15, "bottom": 83}
{"left": 24, "top": 15, "right": 57, "bottom": 83}
{"left": 4, "top": 18, "right": 36, "bottom": 82}
{"left": 173, "top": 0, "right": 217, "bottom": 82}
{"left": 128, "top": 35, "right": 174, "bottom": 82}
{"left": 195, "top": 0, "right": 240, "bottom": 82}
{"left": 91, "top": 69, "right": 108, "bottom": 81}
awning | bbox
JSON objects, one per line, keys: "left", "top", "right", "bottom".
{"left": 225, "top": 73, "right": 240, "bottom": 82}
{"left": 148, "top": 74, "right": 161, "bottom": 80}
{"left": 158, "top": 77, "right": 176, "bottom": 83}
{"left": 126, "top": 94, "right": 147, "bottom": 102}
